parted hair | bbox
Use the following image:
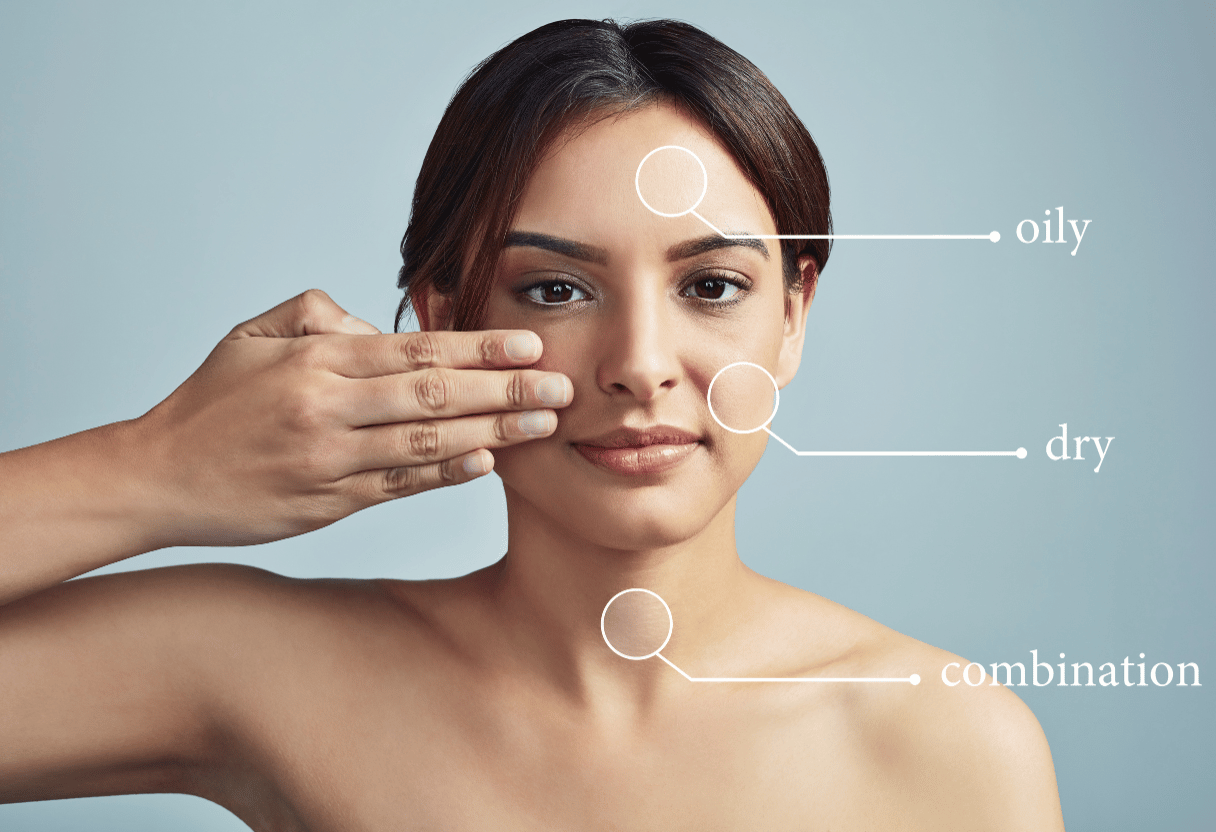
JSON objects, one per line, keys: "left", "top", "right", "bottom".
{"left": 395, "top": 18, "right": 832, "bottom": 332}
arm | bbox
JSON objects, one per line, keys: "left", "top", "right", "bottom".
{"left": 0, "top": 562, "right": 262, "bottom": 802}
{"left": 0, "top": 288, "right": 570, "bottom": 802}
{"left": 0, "top": 288, "right": 570, "bottom": 608}
{"left": 0, "top": 419, "right": 171, "bottom": 609}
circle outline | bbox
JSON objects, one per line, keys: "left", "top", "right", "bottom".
{"left": 600, "top": 587, "right": 674, "bottom": 661}
{"left": 634, "top": 145, "right": 708, "bottom": 218}
{"left": 707, "top": 361, "right": 781, "bottom": 435}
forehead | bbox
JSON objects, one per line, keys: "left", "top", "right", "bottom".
{"left": 511, "top": 104, "right": 778, "bottom": 255}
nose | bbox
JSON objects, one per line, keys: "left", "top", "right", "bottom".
{"left": 596, "top": 288, "right": 681, "bottom": 402}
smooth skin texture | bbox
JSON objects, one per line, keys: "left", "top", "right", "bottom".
{"left": 0, "top": 104, "right": 1065, "bottom": 831}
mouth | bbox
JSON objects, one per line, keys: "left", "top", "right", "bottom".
{"left": 572, "top": 426, "right": 703, "bottom": 475}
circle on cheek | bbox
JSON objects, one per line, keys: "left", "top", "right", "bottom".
{"left": 707, "top": 362, "right": 780, "bottom": 434}
{"left": 634, "top": 145, "right": 708, "bottom": 218}
{"left": 601, "top": 588, "right": 674, "bottom": 660}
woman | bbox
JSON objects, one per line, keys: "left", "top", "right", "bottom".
{"left": 0, "top": 19, "right": 1064, "bottom": 831}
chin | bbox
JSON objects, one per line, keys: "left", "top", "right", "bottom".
{"left": 573, "top": 498, "right": 719, "bottom": 552}
{"left": 496, "top": 442, "right": 745, "bottom": 553}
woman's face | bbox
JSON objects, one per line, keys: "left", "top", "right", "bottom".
{"left": 479, "top": 103, "right": 814, "bottom": 551}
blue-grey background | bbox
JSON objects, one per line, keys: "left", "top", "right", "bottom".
{"left": 1, "top": 0, "right": 1211, "bottom": 828}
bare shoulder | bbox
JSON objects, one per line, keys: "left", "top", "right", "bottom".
{"left": 883, "top": 643, "right": 1064, "bottom": 830}
{"left": 769, "top": 582, "right": 1065, "bottom": 831}
{"left": 0, "top": 561, "right": 357, "bottom": 805}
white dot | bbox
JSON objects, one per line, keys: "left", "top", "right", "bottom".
{"left": 707, "top": 361, "right": 781, "bottom": 434}
{"left": 601, "top": 588, "right": 674, "bottom": 661}
{"left": 910, "top": 674, "right": 921, "bottom": 686}
{"left": 1016, "top": 447, "right": 1027, "bottom": 459}
{"left": 989, "top": 231, "right": 1001, "bottom": 243}
{"left": 635, "top": 146, "right": 708, "bottom": 218}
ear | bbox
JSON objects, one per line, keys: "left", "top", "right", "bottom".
{"left": 414, "top": 284, "right": 454, "bottom": 332}
{"left": 774, "top": 256, "right": 818, "bottom": 388}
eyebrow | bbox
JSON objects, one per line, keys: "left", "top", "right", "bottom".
{"left": 665, "top": 234, "right": 770, "bottom": 262}
{"left": 502, "top": 230, "right": 770, "bottom": 263}
{"left": 502, "top": 231, "right": 608, "bottom": 265}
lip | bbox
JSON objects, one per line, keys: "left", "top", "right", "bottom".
{"left": 573, "top": 426, "right": 703, "bottom": 475}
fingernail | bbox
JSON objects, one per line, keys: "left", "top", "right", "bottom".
{"left": 462, "top": 453, "right": 490, "bottom": 476}
{"left": 341, "top": 315, "right": 380, "bottom": 335}
{"left": 505, "top": 333, "right": 541, "bottom": 362}
{"left": 518, "top": 410, "right": 553, "bottom": 436}
{"left": 535, "top": 376, "right": 571, "bottom": 406}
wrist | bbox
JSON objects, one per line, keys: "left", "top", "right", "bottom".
{"left": 112, "top": 412, "right": 194, "bottom": 553}
{"left": 0, "top": 418, "right": 180, "bottom": 605}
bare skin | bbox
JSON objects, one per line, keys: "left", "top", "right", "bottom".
{"left": 0, "top": 104, "right": 1065, "bottom": 830}
{"left": 0, "top": 290, "right": 570, "bottom": 606}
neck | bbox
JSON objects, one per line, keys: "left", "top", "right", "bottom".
{"left": 482, "top": 484, "right": 764, "bottom": 715}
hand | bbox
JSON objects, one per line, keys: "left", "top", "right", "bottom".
{"left": 133, "top": 289, "right": 571, "bottom": 549}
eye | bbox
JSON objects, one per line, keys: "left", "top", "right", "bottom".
{"left": 521, "top": 280, "right": 588, "bottom": 306}
{"left": 681, "top": 275, "right": 745, "bottom": 302}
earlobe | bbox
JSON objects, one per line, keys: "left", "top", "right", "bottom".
{"left": 775, "top": 257, "right": 818, "bottom": 387}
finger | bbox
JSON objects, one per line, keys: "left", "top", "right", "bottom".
{"left": 345, "top": 409, "right": 557, "bottom": 473}
{"left": 228, "top": 289, "right": 380, "bottom": 340}
{"left": 341, "top": 368, "right": 572, "bottom": 426}
{"left": 345, "top": 449, "right": 496, "bottom": 503}
{"left": 323, "top": 329, "right": 543, "bottom": 379}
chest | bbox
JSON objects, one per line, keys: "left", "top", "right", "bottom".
{"left": 217, "top": 677, "right": 899, "bottom": 832}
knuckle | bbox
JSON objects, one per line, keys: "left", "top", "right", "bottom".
{"left": 493, "top": 412, "right": 514, "bottom": 444}
{"left": 291, "top": 338, "right": 329, "bottom": 370}
{"left": 349, "top": 476, "right": 384, "bottom": 507}
{"left": 281, "top": 389, "right": 328, "bottom": 433}
{"left": 479, "top": 335, "right": 500, "bottom": 366}
{"left": 414, "top": 369, "right": 451, "bottom": 413}
{"left": 436, "top": 458, "right": 459, "bottom": 485}
{"left": 383, "top": 465, "right": 421, "bottom": 494}
{"left": 405, "top": 421, "right": 442, "bottom": 461}
{"left": 300, "top": 288, "right": 333, "bottom": 308}
{"left": 402, "top": 332, "right": 439, "bottom": 368}
{"left": 297, "top": 288, "right": 333, "bottom": 325}
{"left": 505, "top": 372, "right": 528, "bottom": 409}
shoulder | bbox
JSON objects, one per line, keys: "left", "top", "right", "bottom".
{"left": 773, "top": 585, "right": 1065, "bottom": 830}
{"left": 74, "top": 560, "right": 391, "bottom": 641}
{"left": 89, "top": 562, "right": 492, "bottom": 681}
{"left": 881, "top": 642, "right": 1065, "bottom": 830}
{"left": 25, "top": 562, "right": 443, "bottom": 706}
{"left": 0, "top": 561, "right": 369, "bottom": 804}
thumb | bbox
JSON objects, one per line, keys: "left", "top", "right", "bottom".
{"left": 228, "top": 289, "right": 381, "bottom": 340}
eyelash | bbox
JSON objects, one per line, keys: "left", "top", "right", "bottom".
{"left": 517, "top": 271, "right": 752, "bottom": 308}
{"left": 680, "top": 272, "right": 750, "bottom": 305}
{"left": 520, "top": 279, "right": 591, "bottom": 306}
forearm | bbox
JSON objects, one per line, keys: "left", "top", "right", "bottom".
{"left": 0, "top": 420, "right": 172, "bottom": 607}
{"left": 0, "top": 295, "right": 555, "bottom": 608}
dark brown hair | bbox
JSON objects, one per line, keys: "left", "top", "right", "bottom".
{"left": 395, "top": 18, "right": 831, "bottom": 332}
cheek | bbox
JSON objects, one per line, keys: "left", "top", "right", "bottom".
{"left": 523, "top": 324, "right": 592, "bottom": 375}
{"left": 706, "top": 362, "right": 780, "bottom": 434}
{"left": 681, "top": 309, "right": 787, "bottom": 430}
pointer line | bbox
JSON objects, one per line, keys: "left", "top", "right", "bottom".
{"left": 764, "top": 428, "right": 1027, "bottom": 459}
{"left": 690, "top": 211, "right": 999, "bottom": 242}
{"left": 657, "top": 653, "right": 921, "bottom": 685}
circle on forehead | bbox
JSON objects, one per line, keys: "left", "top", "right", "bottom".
{"left": 600, "top": 588, "right": 674, "bottom": 660}
{"left": 635, "top": 145, "right": 708, "bottom": 218}
{"left": 707, "top": 361, "right": 781, "bottom": 435}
